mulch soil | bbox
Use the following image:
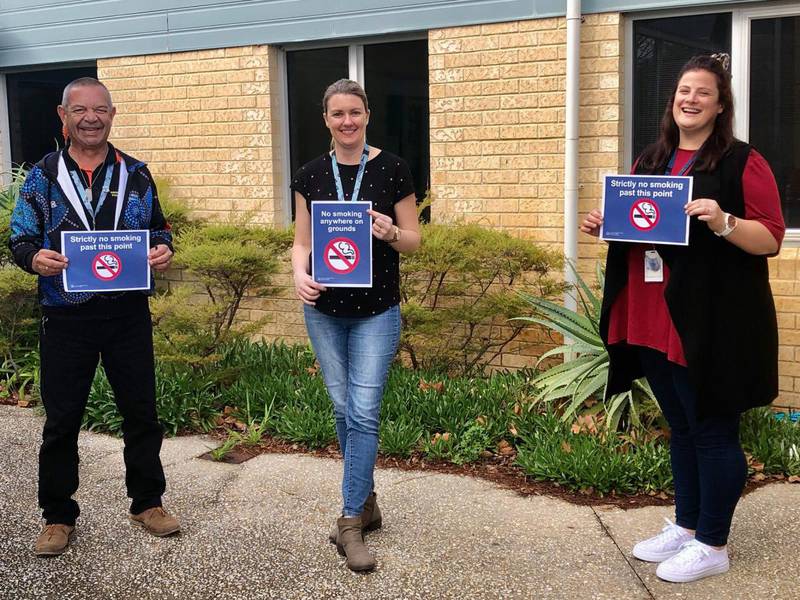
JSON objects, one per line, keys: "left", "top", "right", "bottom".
{"left": 196, "top": 430, "right": 782, "bottom": 510}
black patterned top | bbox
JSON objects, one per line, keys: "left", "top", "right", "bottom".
{"left": 291, "top": 150, "right": 415, "bottom": 318}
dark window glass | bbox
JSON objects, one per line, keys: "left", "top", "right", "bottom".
{"left": 287, "top": 46, "right": 349, "bottom": 211}
{"left": 632, "top": 14, "right": 731, "bottom": 159}
{"left": 6, "top": 65, "right": 96, "bottom": 167}
{"left": 750, "top": 16, "right": 800, "bottom": 229}
{"left": 364, "top": 39, "right": 430, "bottom": 203}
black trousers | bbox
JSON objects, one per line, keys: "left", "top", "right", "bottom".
{"left": 38, "top": 301, "right": 166, "bottom": 525}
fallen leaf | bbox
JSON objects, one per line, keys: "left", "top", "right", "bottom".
{"left": 476, "top": 416, "right": 487, "bottom": 426}
{"left": 419, "top": 379, "right": 444, "bottom": 393}
{"left": 17, "top": 399, "right": 32, "bottom": 408}
{"left": 753, "top": 473, "right": 766, "bottom": 482}
{"left": 788, "top": 475, "right": 800, "bottom": 483}
{"left": 508, "top": 424, "right": 518, "bottom": 437}
{"left": 657, "top": 492, "right": 669, "bottom": 500}
{"left": 560, "top": 441, "right": 572, "bottom": 453}
{"left": 223, "top": 406, "right": 235, "bottom": 416}
{"left": 497, "top": 440, "right": 515, "bottom": 456}
{"left": 752, "top": 462, "right": 765, "bottom": 473}
{"left": 571, "top": 423, "right": 581, "bottom": 434}
{"left": 306, "top": 366, "right": 318, "bottom": 376}
{"left": 513, "top": 403, "right": 522, "bottom": 416}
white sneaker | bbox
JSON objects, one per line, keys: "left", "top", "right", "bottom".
{"left": 632, "top": 518, "right": 694, "bottom": 562}
{"left": 655, "top": 539, "right": 730, "bottom": 583}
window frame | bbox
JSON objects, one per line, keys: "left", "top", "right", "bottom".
{"left": 277, "top": 31, "right": 427, "bottom": 225}
{"left": 625, "top": 1, "right": 800, "bottom": 243}
{"left": 0, "top": 61, "right": 96, "bottom": 186}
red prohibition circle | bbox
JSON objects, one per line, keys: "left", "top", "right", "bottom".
{"left": 92, "top": 251, "right": 123, "bottom": 281}
{"left": 629, "top": 198, "right": 660, "bottom": 231}
{"left": 323, "top": 237, "right": 360, "bottom": 274}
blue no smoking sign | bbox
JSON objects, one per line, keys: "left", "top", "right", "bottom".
{"left": 600, "top": 175, "right": 692, "bottom": 245}
{"left": 61, "top": 230, "right": 151, "bottom": 292}
{"left": 311, "top": 201, "right": 372, "bottom": 287}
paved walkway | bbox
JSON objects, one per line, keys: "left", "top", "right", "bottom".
{"left": 1, "top": 405, "right": 798, "bottom": 600}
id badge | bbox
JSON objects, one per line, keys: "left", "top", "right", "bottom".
{"left": 644, "top": 250, "right": 664, "bottom": 283}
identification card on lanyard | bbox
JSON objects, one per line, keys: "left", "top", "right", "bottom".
{"left": 644, "top": 249, "right": 664, "bottom": 283}
{"left": 331, "top": 143, "right": 370, "bottom": 202}
{"left": 69, "top": 163, "right": 115, "bottom": 230}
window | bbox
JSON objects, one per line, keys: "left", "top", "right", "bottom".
{"left": 749, "top": 16, "right": 800, "bottom": 229}
{"left": 5, "top": 65, "right": 96, "bottom": 168}
{"left": 286, "top": 39, "right": 429, "bottom": 217}
{"left": 632, "top": 14, "right": 731, "bottom": 160}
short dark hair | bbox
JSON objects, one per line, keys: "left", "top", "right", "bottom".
{"left": 638, "top": 54, "right": 734, "bottom": 173}
{"left": 61, "top": 77, "right": 113, "bottom": 107}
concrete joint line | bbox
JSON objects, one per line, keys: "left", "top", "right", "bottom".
{"left": 390, "top": 473, "right": 438, "bottom": 486}
{"left": 590, "top": 506, "right": 656, "bottom": 600}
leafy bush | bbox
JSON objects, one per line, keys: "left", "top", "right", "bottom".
{"left": 400, "top": 222, "right": 562, "bottom": 374}
{"left": 514, "top": 410, "right": 673, "bottom": 495}
{"left": 515, "top": 263, "right": 660, "bottom": 432}
{"left": 0, "top": 167, "right": 40, "bottom": 399}
{"left": 84, "top": 363, "right": 220, "bottom": 436}
{"left": 741, "top": 407, "right": 800, "bottom": 476}
{"left": 152, "top": 220, "right": 293, "bottom": 366}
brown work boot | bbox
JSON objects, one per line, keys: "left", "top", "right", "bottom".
{"left": 34, "top": 524, "right": 75, "bottom": 557}
{"left": 129, "top": 507, "right": 181, "bottom": 537}
{"left": 329, "top": 492, "right": 382, "bottom": 544}
{"left": 336, "top": 516, "right": 376, "bottom": 572}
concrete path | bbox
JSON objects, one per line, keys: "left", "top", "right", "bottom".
{"left": 1, "top": 405, "right": 798, "bottom": 600}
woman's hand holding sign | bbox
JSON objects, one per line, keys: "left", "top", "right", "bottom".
{"left": 579, "top": 209, "right": 604, "bottom": 237}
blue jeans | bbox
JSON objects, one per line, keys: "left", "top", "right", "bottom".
{"left": 303, "top": 304, "right": 401, "bottom": 517}
{"left": 638, "top": 347, "right": 747, "bottom": 546}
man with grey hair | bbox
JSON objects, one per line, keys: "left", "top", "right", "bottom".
{"left": 9, "top": 77, "right": 180, "bottom": 556}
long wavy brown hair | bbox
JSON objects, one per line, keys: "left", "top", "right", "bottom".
{"left": 637, "top": 54, "right": 734, "bottom": 173}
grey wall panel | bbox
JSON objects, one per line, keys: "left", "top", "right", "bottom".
{"left": 0, "top": 0, "right": 769, "bottom": 68}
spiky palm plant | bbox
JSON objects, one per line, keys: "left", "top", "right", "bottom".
{"left": 515, "top": 262, "right": 657, "bottom": 431}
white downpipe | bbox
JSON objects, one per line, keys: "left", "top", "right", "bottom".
{"left": 564, "top": 0, "right": 581, "bottom": 322}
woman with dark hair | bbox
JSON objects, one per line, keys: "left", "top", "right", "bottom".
{"left": 291, "top": 79, "right": 420, "bottom": 572}
{"left": 580, "top": 54, "right": 785, "bottom": 583}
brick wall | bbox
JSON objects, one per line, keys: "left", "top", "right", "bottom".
{"left": 771, "top": 248, "right": 800, "bottom": 409}
{"left": 99, "top": 46, "right": 288, "bottom": 225}
{"left": 427, "top": 14, "right": 622, "bottom": 369}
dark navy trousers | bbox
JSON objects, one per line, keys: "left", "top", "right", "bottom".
{"left": 638, "top": 347, "right": 747, "bottom": 546}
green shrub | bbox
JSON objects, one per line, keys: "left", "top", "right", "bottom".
{"left": 380, "top": 416, "right": 423, "bottom": 457}
{"left": 400, "top": 222, "right": 562, "bottom": 374}
{"left": 152, "top": 220, "right": 293, "bottom": 366}
{"left": 741, "top": 408, "right": 800, "bottom": 476}
{"left": 84, "top": 363, "right": 220, "bottom": 436}
{"left": 0, "top": 168, "right": 40, "bottom": 399}
{"left": 515, "top": 263, "right": 661, "bottom": 432}
{"left": 514, "top": 410, "right": 672, "bottom": 495}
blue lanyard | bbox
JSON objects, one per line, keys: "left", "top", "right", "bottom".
{"left": 69, "top": 163, "right": 114, "bottom": 229}
{"left": 331, "top": 144, "right": 369, "bottom": 202}
{"left": 665, "top": 149, "right": 698, "bottom": 176}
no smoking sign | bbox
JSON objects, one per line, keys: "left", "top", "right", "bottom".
{"left": 629, "top": 198, "right": 660, "bottom": 231}
{"left": 92, "top": 251, "right": 122, "bottom": 281}
{"left": 323, "top": 238, "right": 360, "bottom": 274}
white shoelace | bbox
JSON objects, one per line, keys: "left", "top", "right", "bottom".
{"left": 671, "top": 539, "right": 711, "bottom": 565}
{"left": 654, "top": 518, "right": 689, "bottom": 543}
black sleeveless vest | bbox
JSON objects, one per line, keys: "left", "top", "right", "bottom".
{"left": 599, "top": 141, "right": 779, "bottom": 417}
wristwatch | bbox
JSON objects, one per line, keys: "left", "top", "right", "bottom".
{"left": 714, "top": 213, "right": 738, "bottom": 237}
{"left": 387, "top": 226, "right": 400, "bottom": 244}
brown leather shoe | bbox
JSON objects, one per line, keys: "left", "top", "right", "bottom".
{"left": 329, "top": 492, "right": 382, "bottom": 544}
{"left": 129, "top": 507, "right": 180, "bottom": 537}
{"left": 35, "top": 524, "right": 75, "bottom": 557}
{"left": 336, "top": 516, "right": 376, "bottom": 572}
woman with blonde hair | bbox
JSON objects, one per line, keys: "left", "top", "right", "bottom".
{"left": 290, "top": 79, "right": 420, "bottom": 572}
